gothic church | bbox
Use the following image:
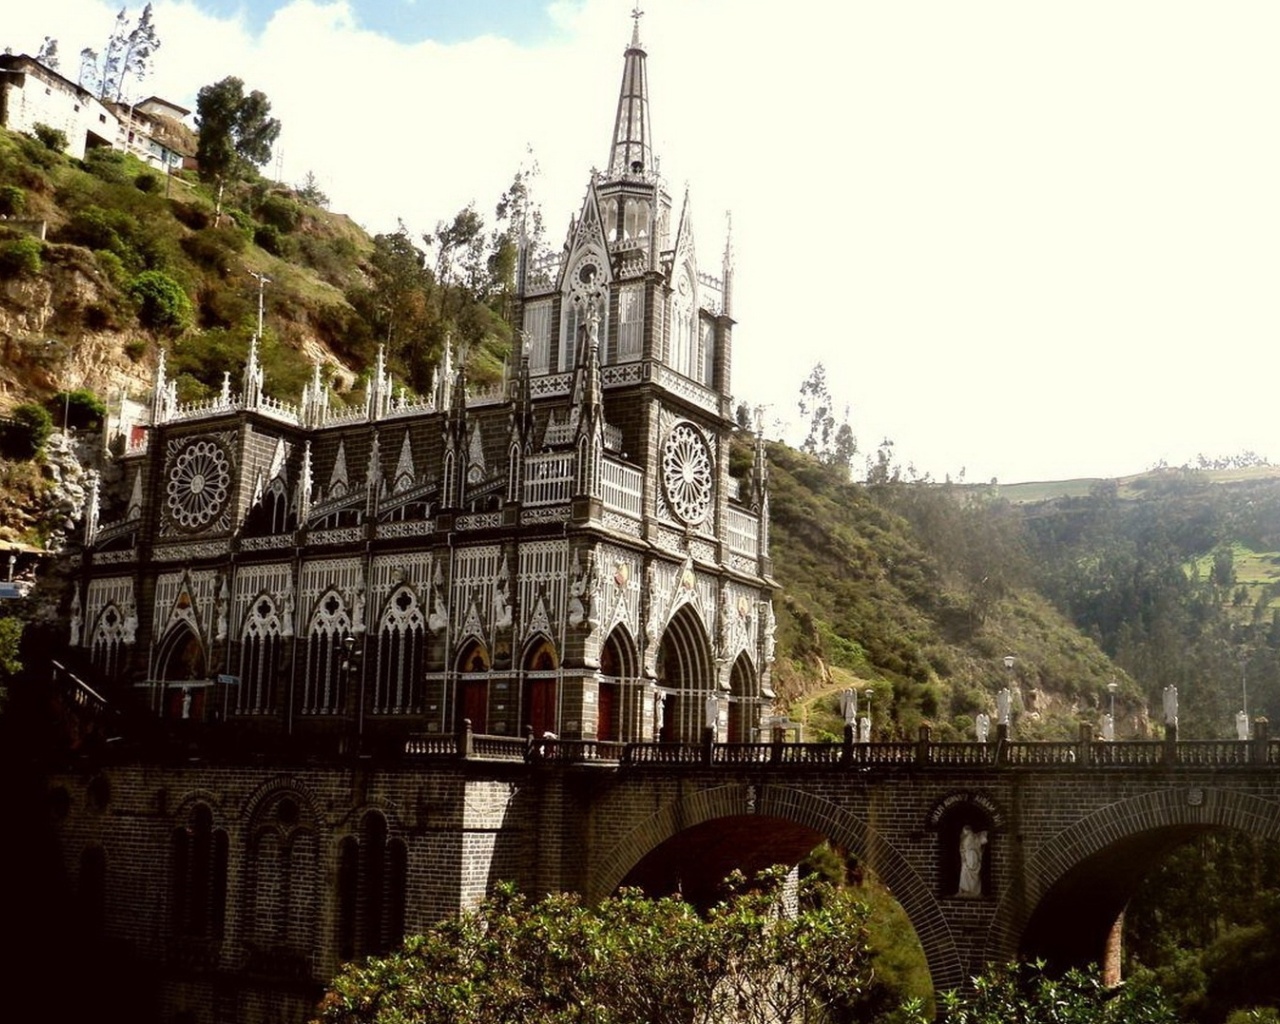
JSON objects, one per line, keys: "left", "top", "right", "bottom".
{"left": 52, "top": 16, "right": 775, "bottom": 1023}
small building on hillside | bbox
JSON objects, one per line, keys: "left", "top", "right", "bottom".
{"left": 0, "top": 53, "right": 117, "bottom": 160}
{"left": 109, "top": 96, "right": 196, "bottom": 171}
{"left": 0, "top": 54, "right": 194, "bottom": 169}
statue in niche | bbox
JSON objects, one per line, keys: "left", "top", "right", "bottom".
{"left": 957, "top": 825, "right": 988, "bottom": 897}
{"left": 494, "top": 576, "right": 512, "bottom": 630}
{"left": 69, "top": 594, "right": 82, "bottom": 647}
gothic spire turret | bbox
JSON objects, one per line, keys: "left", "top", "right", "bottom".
{"left": 607, "top": 6, "right": 652, "bottom": 179}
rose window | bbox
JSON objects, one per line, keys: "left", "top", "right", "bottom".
{"left": 661, "top": 422, "right": 713, "bottom": 525}
{"left": 166, "top": 439, "right": 231, "bottom": 530}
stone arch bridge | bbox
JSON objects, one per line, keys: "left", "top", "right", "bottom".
{"left": 502, "top": 723, "right": 1280, "bottom": 993}
{"left": 51, "top": 719, "right": 1280, "bottom": 1012}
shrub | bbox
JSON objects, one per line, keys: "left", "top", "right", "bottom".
{"left": 84, "top": 148, "right": 131, "bottom": 185}
{"left": 124, "top": 338, "right": 148, "bottom": 361}
{"left": 170, "top": 200, "right": 211, "bottom": 231}
{"left": 0, "top": 185, "right": 26, "bottom": 216}
{"left": 52, "top": 389, "right": 106, "bottom": 430}
{"left": 32, "top": 123, "right": 68, "bottom": 152}
{"left": 180, "top": 225, "right": 246, "bottom": 269}
{"left": 93, "top": 249, "right": 129, "bottom": 287}
{"left": 0, "top": 236, "right": 42, "bottom": 277}
{"left": 129, "top": 270, "right": 193, "bottom": 332}
{"left": 135, "top": 172, "right": 161, "bottom": 194}
{"left": 1, "top": 402, "right": 53, "bottom": 458}
{"left": 253, "top": 222, "right": 289, "bottom": 256}
{"left": 258, "top": 193, "right": 301, "bottom": 233}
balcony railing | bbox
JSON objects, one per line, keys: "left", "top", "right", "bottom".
{"left": 601, "top": 458, "right": 643, "bottom": 517}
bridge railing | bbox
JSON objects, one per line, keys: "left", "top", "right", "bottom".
{"left": 1088, "top": 741, "right": 1165, "bottom": 767}
{"left": 404, "top": 722, "right": 1280, "bottom": 769}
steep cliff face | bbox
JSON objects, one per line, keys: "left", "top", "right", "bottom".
{"left": 0, "top": 243, "right": 154, "bottom": 411}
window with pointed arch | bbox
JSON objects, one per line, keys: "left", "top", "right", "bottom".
{"left": 245, "top": 793, "right": 317, "bottom": 960}
{"left": 237, "top": 596, "right": 283, "bottom": 715}
{"left": 303, "top": 591, "right": 352, "bottom": 715}
{"left": 598, "top": 626, "right": 639, "bottom": 743}
{"left": 617, "top": 283, "right": 644, "bottom": 362}
{"left": 90, "top": 604, "right": 128, "bottom": 683}
{"left": 170, "top": 803, "right": 228, "bottom": 941}
{"left": 522, "top": 299, "right": 552, "bottom": 375}
{"left": 243, "top": 477, "right": 293, "bottom": 536}
{"left": 373, "top": 586, "right": 425, "bottom": 714}
{"left": 560, "top": 257, "right": 609, "bottom": 372}
{"left": 337, "top": 810, "right": 407, "bottom": 961}
{"left": 669, "top": 266, "right": 697, "bottom": 378}
{"left": 727, "top": 652, "right": 758, "bottom": 743}
{"left": 623, "top": 199, "right": 650, "bottom": 242}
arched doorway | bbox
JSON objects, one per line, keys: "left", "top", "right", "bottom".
{"left": 522, "top": 637, "right": 558, "bottom": 738}
{"left": 655, "top": 605, "right": 713, "bottom": 743}
{"left": 598, "top": 626, "right": 639, "bottom": 742}
{"left": 455, "top": 640, "right": 490, "bottom": 733}
{"left": 155, "top": 621, "right": 206, "bottom": 719}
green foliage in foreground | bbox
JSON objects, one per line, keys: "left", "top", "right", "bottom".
{"left": 939, "top": 961, "right": 1182, "bottom": 1023}
{"left": 316, "top": 869, "right": 916, "bottom": 1024}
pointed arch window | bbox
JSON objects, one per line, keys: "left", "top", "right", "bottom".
{"left": 523, "top": 299, "right": 552, "bottom": 375}
{"left": 90, "top": 604, "right": 128, "bottom": 683}
{"left": 373, "top": 586, "right": 425, "bottom": 714}
{"left": 669, "top": 268, "right": 697, "bottom": 379}
{"left": 237, "top": 597, "right": 282, "bottom": 715}
{"left": 304, "top": 592, "right": 352, "bottom": 715}
{"left": 617, "top": 283, "right": 644, "bottom": 362}
{"left": 623, "top": 199, "right": 649, "bottom": 242}
{"left": 560, "top": 256, "right": 608, "bottom": 372}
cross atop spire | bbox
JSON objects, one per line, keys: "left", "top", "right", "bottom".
{"left": 607, "top": 8, "right": 653, "bottom": 179}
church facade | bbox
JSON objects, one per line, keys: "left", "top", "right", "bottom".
{"left": 53, "top": 17, "right": 776, "bottom": 1023}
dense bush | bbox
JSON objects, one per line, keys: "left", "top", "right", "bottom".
{"left": 253, "top": 222, "right": 289, "bottom": 256}
{"left": 32, "top": 123, "right": 67, "bottom": 152}
{"left": 180, "top": 225, "right": 247, "bottom": 270}
{"left": 0, "top": 236, "right": 42, "bottom": 277}
{"left": 0, "top": 185, "right": 26, "bottom": 215}
{"left": 83, "top": 148, "right": 132, "bottom": 185}
{"left": 0, "top": 402, "right": 53, "bottom": 459}
{"left": 51, "top": 389, "right": 106, "bottom": 430}
{"left": 257, "top": 193, "right": 301, "bottom": 233}
{"left": 129, "top": 270, "right": 193, "bottom": 331}
{"left": 135, "top": 172, "right": 162, "bottom": 194}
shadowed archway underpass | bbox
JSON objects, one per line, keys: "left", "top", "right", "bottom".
{"left": 620, "top": 814, "right": 825, "bottom": 909}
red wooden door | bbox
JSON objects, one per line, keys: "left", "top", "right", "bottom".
{"left": 597, "top": 680, "right": 618, "bottom": 741}
{"left": 461, "top": 679, "right": 488, "bottom": 733}
{"left": 524, "top": 678, "right": 557, "bottom": 737}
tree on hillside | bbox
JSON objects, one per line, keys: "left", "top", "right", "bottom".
{"left": 78, "top": 4, "right": 161, "bottom": 102}
{"left": 35, "top": 36, "right": 59, "bottom": 70}
{"left": 797, "top": 363, "right": 856, "bottom": 475}
{"left": 195, "top": 76, "right": 282, "bottom": 211}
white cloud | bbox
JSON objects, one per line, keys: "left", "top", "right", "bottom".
{"left": 9, "top": 1, "right": 1280, "bottom": 482}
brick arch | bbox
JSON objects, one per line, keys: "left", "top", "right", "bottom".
{"left": 985, "top": 786, "right": 1280, "bottom": 966}
{"left": 241, "top": 775, "right": 325, "bottom": 830}
{"left": 589, "top": 782, "right": 964, "bottom": 993}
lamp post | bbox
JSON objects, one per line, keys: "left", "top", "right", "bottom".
{"left": 1104, "top": 680, "right": 1118, "bottom": 742}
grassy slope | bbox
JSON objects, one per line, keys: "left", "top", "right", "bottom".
{"left": 763, "top": 442, "right": 1135, "bottom": 741}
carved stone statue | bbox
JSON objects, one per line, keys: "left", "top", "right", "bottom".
{"left": 975, "top": 712, "right": 990, "bottom": 743}
{"left": 957, "top": 825, "right": 988, "bottom": 897}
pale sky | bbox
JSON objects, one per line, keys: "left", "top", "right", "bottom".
{"left": 8, "top": 1, "right": 1280, "bottom": 483}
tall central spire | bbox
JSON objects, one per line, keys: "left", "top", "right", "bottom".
{"left": 606, "top": 5, "right": 652, "bottom": 179}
